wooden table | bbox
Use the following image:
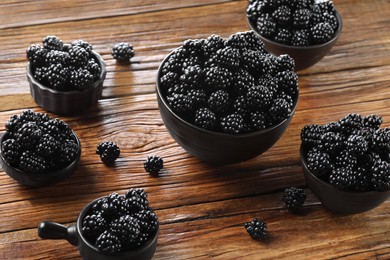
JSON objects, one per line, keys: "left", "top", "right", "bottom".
{"left": 1, "top": 0, "right": 390, "bottom": 259}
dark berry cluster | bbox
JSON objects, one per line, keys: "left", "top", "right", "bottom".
{"left": 247, "top": 0, "right": 339, "bottom": 46}
{"left": 96, "top": 141, "right": 120, "bottom": 164}
{"left": 244, "top": 218, "right": 267, "bottom": 240}
{"left": 1, "top": 110, "right": 79, "bottom": 173}
{"left": 112, "top": 42, "right": 135, "bottom": 63}
{"left": 26, "top": 35, "right": 101, "bottom": 91}
{"left": 282, "top": 187, "right": 306, "bottom": 211}
{"left": 159, "top": 31, "right": 298, "bottom": 134}
{"left": 82, "top": 189, "right": 158, "bottom": 254}
{"left": 301, "top": 113, "right": 390, "bottom": 191}
{"left": 144, "top": 156, "right": 164, "bottom": 175}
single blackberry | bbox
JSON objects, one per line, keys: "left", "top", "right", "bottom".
{"left": 256, "top": 15, "right": 277, "bottom": 38}
{"left": 180, "top": 65, "right": 204, "bottom": 88}
{"left": 250, "top": 110, "right": 269, "bottom": 130}
{"left": 207, "top": 90, "right": 230, "bottom": 114}
{"left": 301, "top": 124, "right": 324, "bottom": 147}
{"left": 275, "top": 54, "right": 295, "bottom": 72}
{"left": 335, "top": 150, "right": 358, "bottom": 169}
{"left": 293, "top": 0, "right": 314, "bottom": 9}
{"left": 274, "top": 28, "right": 292, "bottom": 45}
{"left": 241, "top": 49, "right": 272, "bottom": 76}
{"left": 307, "top": 149, "right": 333, "bottom": 178}
{"left": 182, "top": 39, "right": 204, "bottom": 56}
{"left": 125, "top": 188, "right": 148, "bottom": 201}
{"left": 244, "top": 218, "right": 267, "bottom": 240}
{"left": 97, "top": 193, "right": 126, "bottom": 220}
{"left": 272, "top": 6, "right": 291, "bottom": 25}
{"left": 292, "top": 29, "right": 311, "bottom": 46}
{"left": 232, "top": 69, "right": 255, "bottom": 95}
{"left": 1, "top": 139, "right": 20, "bottom": 164}
{"left": 42, "top": 35, "right": 63, "bottom": 50}
{"left": 371, "top": 160, "right": 390, "bottom": 191}
{"left": 345, "top": 135, "right": 368, "bottom": 155}
{"left": 247, "top": 1, "right": 268, "bottom": 22}
{"left": 43, "top": 118, "right": 71, "bottom": 140}
{"left": 204, "top": 66, "right": 232, "bottom": 90}
{"left": 166, "top": 84, "right": 187, "bottom": 96}
{"left": 353, "top": 167, "right": 372, "bottom": 191}
{"left": 315, "top": 0, "right": 336, "bottom": 15}
{"left": 329, "top": 167, "right": 356, "bottom": 190}
{"left": 144, "top": 155, "right": 164, "bottom": 175}
{"left": 233, "top": 95, "right": 250, "bottom": 117}
{"left": 371, "top": 128, "right": 390, "bottom": 154}
{"left": 161, "top": 56, "right": 183, "bottom": 75}
{"left": 194, "top": 108, "right": 217, "bottom": 130}
{"left": 69, "top": 68, "right": 94, "bottom": 90}
{"left": 246, "top": 85, "right": 273, "bottom": 109}
{"left": 123, "top": 196, "right": 148, "bottom": 214}
{"left": 363, "top": 114, "right": 382, "bottom": 129}
{"left": 241, "top": 30, "right": 264, "bottom": 50}
{"left": 26, "top": 45, "right": 47, "bottom": 66}
{"left": 45, "top": 50, "right": 70, "bottom": 65}
{"left": 323, "top": 121, "right": 341, "bottom": 132}
{"left": 160, "top": 71, "right": 179, "bottom": 90}
{"left": 71, "top": 40, "right": 93, "bottom": 54}
{"left": 208, "top": 47, "right": 240, "bottom": 69}
{"left": 258, "top": 74, "right": 278, "bottom": 96}
{"left": 319, "top": 131, "right": 343, "bottom": 154}
{"left": 310, "top": 5, "right": 324, "bottom": 25}
{"left": 311, "top": 22, "right": 334, "bottom": 44}
{"left": 322, "top": 13, "right": 338, "bottom": 31}
{"left": 293, "top": 8, "right": 311, "bottom": 28}
{"left": 282, "top": 187, "right": 306, "bottom": 211}
{"left": 58, "top": 139, "right": 79, "bottom": 166}
{"left": 16, "top": 122, "right": 42, "bottom": 149}
{"left": 275, "top": 70, "right": 298, "bottom": 96}
{"left": 33, "top": 66, "right": 49, "bottom": 84}
{"left": 339, "top": 113, "right": 364, "bottom": 134}
{"left": 96, "top": 141, "right": 120, "bottom": 164}
{"left": 202, "top": 34, "right": 225, "bottom": 58}
{"left": 86, "top": 59, "right": 101, "bottom": 80}
{"left": 36, "top": 134, "right": 59, "bottom": 158}
{"left": 134, "top": 209, "right": 158, "bottom": 236}
{"left": 19, "top": 151, "right": 47, "bottom": 173}
{"left": 166, "top": 94, "right": 193, "bottom": 115}
{"left": 68, "top": 45, "right": 89, "bottom": 67}
{"left": 95, "top": 230, "right": 121, "bottom": 254}
{"left": 225, "top": 33, "right": 247, "bottom": 51}
{"left": 112, "top": 42, "right": 135, "bottom": 63}
{"left": 46, "top": 63, "right": 69, "bottom": 90}
{"left": 269, "top": 98, "right": 291, "bottom": 123}
{"left": 110, "top": 215, "right": 140, "bottom": 244}
{"left": 82, "top": 213, "right": 107, "bottom": 239}
{"left": 220, "top": 113, "right": 245, "bottom": 134}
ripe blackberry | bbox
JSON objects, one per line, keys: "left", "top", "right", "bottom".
{"left": 244, "top": 218, "right": 267, "bottom": 240}
{"left": 274, "top": 28, "right": 292, "bottom": 45}
{"left": 241, "top": 49, "right": 272, "bottom": 76}
{"left": 292, "top": 29, "right": 311, "bottom": 46}
{"left": 69, "top": 68, "right": 94, "bottom": 90}
{"left": 323, "top": 121, "right": 341, "bottom": 132}
{"left": 225, "top": 33, "right": 247, "bottom": 51}
{"left": 2, "top": 139, "right": 20, "bottom": 164}
{"left": 247, "top": 1, "right": 268, "bottom": 23}
{"left": 204, "top": 66, "right": 232, "bottom": 90}
{"left": 36, "top": 134, "right": 59, "bottom": 158}
{"left": 306, "top": 149, "right": 333, "bottom": 178}
{"left": 207, "top": 90, "right": 230, "bottom": 114}
{"left": 220, "top": 113, "right": 245, "bottom": 134}
{"left": 33, "top": 66, "right": 48, "bottom": 85}
{"left": 316, "top": 0, "right": 336, "bottom": 15}
{"left": 275, "top": 54, "right": 295, "bottom": 72}
{"left": 272, "top": 6, "right": 291, "bottom": 25}
{"left": 232, "top": 69, "right": 255, "bottom": 95}
{"left": 42, "top": 35, "right": 63, "bottom": 50}
{"left": 372, "top": 129, "right": 390, "bottom": 154}
{"left": 134, "top": 209, "right": 158, "bottom": 235}
{"left": 301, "top": 124, "right": 324, "bottom": 146}
{"left": 371, "top": 160, "right": 390, "bottom": 191}
{"left": 68, "top": 45, "right": 89, "bottom": 67}
{"left": 26, "top": 45, "right": 47, "bottom": 66}
{"left": 86, "top": 59, "right": 101, "bottom": 80}
{"left": 194, "top": 108, "right": 217, "bottom": 130}
{"left": 166, "top": 84, "right": 187, "bottom": 96}
{"left": 363, "top": 114, "right": 383, "bottom": 129}
{"left": 335, "top": 150, "right": 358, "bottom": 169}
{"left": 250, "top": 110, "right": 269, "bottom": 130}
{"left": 144, "top": 155, "right": 164, "bottom": 175}
{"left": 182, "top": 39, "right": 204, "bottom": 56}
{"left": 246, "top": 85, "right": 272, "bottom": 109}
{"left": 241, "top": 30, "right": 264, "bottom": 50}
{"left": 269, "top": 98, "right": 291, "bottom": 123}
{"left": 208, "top": 47, "right": 240, "bottom": 69}
{"left": 293, "top": 8, "right": 311, "bottom": 28}
{"left": 180, "top": 65, "right": 204, "bottom": 88}
{"left": 19, "top": 151, "right": 47, "bottom": 173}
{"left": 125, "top": 188, "right": 148, "bottom": 201}
{"left": 112, "top": 42, "right": 135, "bottom": 63}
{"left": 97, "top": 193, "right": 126, "bottom": 220}
{"left": 323, "top": 13, "right": 338, "bottom": 31}
{"left": 95, "top": 230, "right": 121, "bottom": 254}
{"left": 339, "top": 113, "right": 364, "bottom": 134}
{"left": 45, "top": 50, "right": 70, "bottom": 65}
{"left": 110, "top": 215, "right": 140, "bottom": 244}
{"left": 345, "top": 135, "right": 368, "bottom": 155}
{"left": 282, "top": 187, "right": 306, "bottom": 211}
{"left": 353, "top": 167, "right": 372, "bottom": 191}
{"left": 188, "top": 89, "right": 207, "bottom": 108}
{"left": 46, "top": 63, "right": 69, "bottom": 90}
{"left": 319, "top": 131, "right": 343, "bottom": 154}
{"left": 16, "top": 122, "right": 42, "bottom": 149}
{"left": 96, "top": 141, "right": 120, "bottom": 164}
{"left": 160, "top": 71, "right": 179, "bottom": 90}
{"left": 124, "top": 196, "right": 148, "bottom": 214}
{"left": 166, "top": 94, "right": 193, "bottom": 115}
{"left": 233, "top": 95, "right": 250, "bottom": 116}
{"left": 329, "top": 167, "right": 356, "bottom": 190}
{"left": 256, "top": 15, "right": 277, "bottom": 38}
{"left": 311, "top": 22, "right": 334, "bottom": 44}
{"left": 82, "top": 213, "right": 107, "bottom": 239}
{"left": 58, "top": 139, "right": 79, "bottom": 166}
{"left": 275, "top": 71, "right": 298, "bottom": 96}
{"left": 202, "top": 34, "right": 225, "bottom": 58}
{"left": 71, "top": 40, "right": 93, "bottom": 54}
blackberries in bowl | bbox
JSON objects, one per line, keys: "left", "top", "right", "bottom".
{"left": 247, "top": 0, "right": 343, "bottom": 70}
{"left": 156, "top": 31, "right": 299, "bottom": 164}
{"left": 0, "top": 110, "right": 81, "bottom": 186}
{"left": 26, "top": 35, "right": 107, "bottom": 115}
{"left": 300, "top": 114, "right": 390, "bottom": 214}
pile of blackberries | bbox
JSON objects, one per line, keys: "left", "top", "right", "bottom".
{"left": 26, "top": 35, "right": 101, "bottom": 91}
{"left": 301, "top": 113, "right": 390, "bottom": 191}
{"left": 247, "top": 0, "right": 339, "bottom": 46}
{"left": 1, "top": 110, "right": 79, "bottom": 173}
{"left": 81, "top": 189, "right": 158, "bottom": 254}
{"left": 159, "top": 31, "right": 298, "bottom": 134}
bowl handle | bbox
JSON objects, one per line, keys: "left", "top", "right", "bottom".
{"left": 38, "top": 221, "right": 78, "bottom": 246}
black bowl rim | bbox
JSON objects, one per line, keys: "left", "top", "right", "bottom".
{"left": 0, "top": 130, "right": 81, "bottom": 177}
{"left": 247, "top": 9, "right": 343, "bottom": 50}
{"left": 156, "top": 47, "right": 299, "bottom": 138}
{"left": 26, "top": 44, "right": 107, "bottom": 95}
{"left": 76, "top": 196, "right": 159, "bottom": 257}
{"left": 300, "top": 143, "right": 390, "bottom": 195}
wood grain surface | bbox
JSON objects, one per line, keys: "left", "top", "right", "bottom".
{"left": 1, "top": 0, "right": 390, "bottom": 259}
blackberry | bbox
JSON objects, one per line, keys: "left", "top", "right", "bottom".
{"left": 42, "top": 35, "right": 63, "bottom": 51}
{"left": 232, "top": 69, "right": 255, "bottom": 95}
{"left": 144, "top": 155, "right": 164, "bottom": 175}
{"left": 301, "top": 124, "right": 324, "bottom": 146}
{"left": 16, "top": 122, "right": 42, "bottom": 149}
{"left": 26, "top": 45, "right": 47, "bottom": 66}
{"left": 71, "top": 40, "right": 93, "bottom": 54}
{"left": 58, "top": 139, "right": 79, "bottom": 166}
{"left": 272, "top": 6, "right": 291, "bottom": 25}
{"left": 202, "top": 35, "right": 225, "bottom": 58}
{"left": 241, "top": 49, "right": 272, "bottom": 76}
{"left": 97, "top": 193, "right": 126, "bottom": 220}
{"left": 204, "top": 66, "right": 232, "bottom": 90}
{"left": 319, "top": 131, "right": 343, "bottom": 154}
{"left": 45, "top": 50, "right": 70, "bottom": 65}
{"left": 220, "top": 113, "right": 245, "bottom": 134}
{"left": 161, "top": 56, "right": 183, "bottom": 75}
{"left": 275, "top": 70, "right": 298, "bottom": 96}
{"left": 275, "top": 54, "right": 295, "bottom": 72}
{"left": 292, "top": 29, "right": 311, "bottom": 46}
{"left": 33, "top": 66, "right": 49, "bottom": 84}
{"left": 311, "top": 22, "right": 334, "bottom": 44}
{"left": 208, "top": 47, "right": 240, "bottom": 69}
{"left": 125, "top": 188, "right": 148, "bottom": 201}
{"left": 233, "top": 95, "right": 250, "bottom": 116}
{"left": 112, "top": 42, "right": 135, "bottom": 63}
{"left": 2, "top": 139, "right": 20, "bottom": 164}
{"left": 345, "top": 135, "right": 368, "bottom": 155}
{"left": 323, "top": 13, "right": 338, "bottom": 31}
{"left": 194, "top": 108, "right": 217, "bottom": 130}
{"left": 225, "top": 33, "right": 247, "bottom": 51}
{"left": 323, "top": 121, "right": 341, "bottom": 132}
{"left": 310, "top": 5, "right": 324, "bottom": 25}
{"left": 247, "top": 1, "right": 268, "bottom": 22}
{"left": 307, "top": 149, "right": 333, "bottom": 178}
{"left": 123, "top": 196, "right": 148, "bottom": 214}
{"left": 110, "top": 215, "right": 140, "bottom": 244}
{"left": 316, "top": 0, "right": 336, "bottom": 15}
{"left": 68, "top": 45, "right": 89, "bottom": 67}
{"left": 95, "top": 230, "right": 121, "bottom": 254}
{"left": 19, "top": 151, "right": 47, "bottom": 173}
{"left": 241, "top": 30, "right": 264, "bottom": 50}
{"left": 36, "top": 134, "right": 59, "bottom": 158}
{"left": 96, "top": 141, "right": 120, "bottom": 164}
{"left": 166, "top": 94, "right": 193, "bottom": 115}
{"left": 86, "top": 59, "right": 101, "bottom": 80}
{"left": 134, "top": 209, "right": 158, "bottom": 236}
{"left": 371, "top": 160, "right": 390, "bottom": 191}
{"left": 69, "top": 68, "right": 94, "bottom": 90}
{"left": 353, "top": 167, "right": 372, "bottom": 191}
{"left": 246, "top": 85, "right": 272, "bottom": 109}
{"left": 329, "top": 167, "right": 356, "bottom": 190}
{"left": 256, "top": 15, "right": 277, "bottom": 38}
{"left": 46, "top": 63, "right": 69, "bottom": 90}
{"left": 160, "top": 71, "right": 179, "bottom": 90}
{"left": 182, "top": 39, "right": 204, "bottom": 56}
{"left": 244, "top": 218, "right": 267, "bottom": 240}
{"left": 166, "top": 84, "right": 187, "bottom": 96}
{"left": 207, "top": 90, "right": 230, "bottom": 114}
{"left": 180, "top": 65, "right": 204, "bottom": 88}
{"left": 293, "top": 0, "right": 314, "bottom": 9}
{"left": 274, "top": 28, "right": 292, "bottom": 45}
{"left": 339, "top": 113, "right": 364, "bottom": 134}
{"left": 188, "top": 89, "right": 207, "bottom": 107}
{"left": 269, "top": 98, "right": 291, "bottom": 123}
{"left": 363, "top": 114, "right": 382, "bottom": 129}
{"left": 82, "top": 213, "right": 107, "bottom": 239}
{"left": 335, "top": 150, "right": 358, "bottom": 169}
{"left": 372, "top": 129, "right": 390, "bottom": 154}
{"left": 282, "top": 187, "right": 306, "bottom": 211}
{"left": 293, "top": 9, "right": 311, "bottom": 28}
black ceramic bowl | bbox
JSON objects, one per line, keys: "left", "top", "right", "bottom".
{"left": 156, "top": 53, "right": 299, "bottom": 165}
{"left": 0, "top": 132, "right": 81, "bottom": 187}
{"left": 27, "top": 45, "right": 107, "bottom": 115}
{"left": 38, "top": 197, "right": 158, "bottom": 260}
{"left": 248, "top": 12, "right": 343, "bottom": 71}
{"left": 300, "top": 145, "right": 390, "bottom": 214}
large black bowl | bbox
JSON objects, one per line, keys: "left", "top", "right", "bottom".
{"left": 0, "top": 132, "right": 81, "bottom": 187}
{"left": 248, "top": 12, "right": 343, "bottom": 71}
{"left": 27, "top": 45, "right": 107, "bottom": 115}
{"left": 156, "top": 52, "right": 299, "bottom": 165}
{"left": 300, "top": 144, "right": 390, "bottom": 214}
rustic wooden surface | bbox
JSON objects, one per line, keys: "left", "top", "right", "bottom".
{"left": 0, "top": 0, "right": 390, "bottom": 259}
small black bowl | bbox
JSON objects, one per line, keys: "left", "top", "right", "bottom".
{"left": 0, "top": 132, "right": 81, "bottom": 187}
{"left": 27, "top": 45, "right": 107, "bottom": 115}
{"left": 248, "top": 12, "right": 343, "bottom": 71}
{"left": 300, "top": 144, "right": 390, "bottom": 214}
{"left": 156, "top": 52, "right": 299, "bottom": 165}
{"left": 38, "top": 197, "right": 158, "bottom": 260}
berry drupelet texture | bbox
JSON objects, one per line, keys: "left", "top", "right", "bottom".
{"left": 245, "top": 218, "right": 267, "bottom": 240}
{"left": 96, "top": 141, "right": 121, "bottom": 164}
{"left": 144, "top": 156, "right": 164, "bottom": 175}
{"left": 282, "top": 187, "right": 306, "bottom": 211}
{"left": 112, "top": 42, "right": 135, "bottom": 63}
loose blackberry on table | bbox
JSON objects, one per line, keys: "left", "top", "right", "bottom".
{"left": 96, "top": 141, "right": 120, "bottom": 164}
{"left": 244, "top": 218, "right": 267, "bottom": 240}
{"left": 112, "top": 42, "right": 135, "bottom": 63}
{"left": 144, "top": 156, "right": 164, "bottom": 175}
